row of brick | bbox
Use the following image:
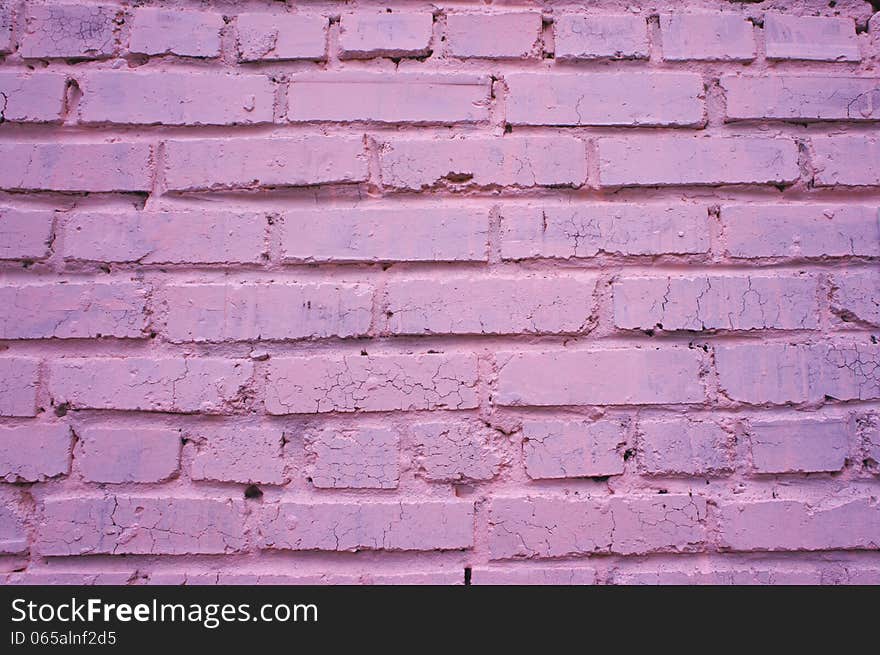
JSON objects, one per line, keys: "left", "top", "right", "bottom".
{"left": 3, "top": 70, "right": 880, "bottom": 126}
{"left": 0, "top": 6, "right": 867, "bottom": 63}
{"left": 0, "top": 270, "right": 875, "bottom": 340}
{"left": 1, "top": 134, "right": 877, "bottom": 191}
{"left": 1, "top": 413, "right": 874, "bottom": 486}
{"left": 1, "top": 343, "right": 877, "bottom": 416}
{"left": 3, "top": 204, "right": 878, "bottom": 264}
{"left": 3, "top": 492, "right": 877, "bottom": 556}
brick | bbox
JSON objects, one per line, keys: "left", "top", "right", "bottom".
{"left": 191, "top": 426, "right": 285, "bottom": 485}
{"left": 38, "top": 496, "right": 246, "bottom": 555}
{"left": 266, "top": 353, "right": 478, "bottom": 414}
{"left": 288, "top": 73, "right": 489, "bottom": 124}
{"left": 280, "top": 206, "right": 488, "bottom": 263}
{"left": 0, "top": 73, "right": 66, "bottom": 123}
{"left": 5, "top": 572, "right": 133, "bottom": 585}
{"left": 0, "top": 3, "right": 12, "bottom": 53}
{"left": 129, "top": 8, "right": 223, "bottom": 58}
{"left": 306, "top": 426, "right": 399, "bottom": 489}
{"left": 660, "top": 13, "right": 755, "bottom": 61}
{"left": 0, "top": 358, "right": 39, "bottom": 417}
{"left": 720, "top": 205, "right": 880, "bottom": 258}
{"left": 20, "top": 4, "right": 119, "bottom": 59}
{"left": 554, "top": 14, "right": 648, "bottom": 60}
{"left": 148, "top": 571, "right": 462, "bottom": 585}
{"left": 413, "top": 422, "right": 502, "bottom": 483}
{"left": 505, "top": 72, "right": 704, "bottom": 127}
{"left": 832, "top": 271, "right": 880, "bottom": 327}
{"left": 383, "top": 276, "right": 596, "bottom": 335}
{"left": 500, "top": 204, "right": 709, "bottom": 260}
{"left": 764, "top": 13, "right": 859, "bottom": 62}
{"left": 0, "top": 143, "right": 151, "bottom": 192}
{"left": 639, "top": 419, "right": 732, "bottom": 476}
{"left": 0, "top": 282, "right": 147, "bottom": 339}
{"left": 164, "top": 137, "right": 367, "bottom": 191}
{"left": 749, "top": 419, "right": 849, "bottom": 474}
{"left": 812, "top": 137, "right": 880, "bottom": 187}
{"left": 867, "top": 418, "right": 880, "bottom": 465}
{"left": 236, "top": 13, "right": 326, "bottom": 62}
{"left": 77, "top": 427, "right": 180, "bottom": 483}
{"left": 77, "top": 72, "right": 274, "bottom": 125}
{"left": 338, "top": 11, "right": 432, "bottom": 59}
{"left": 446, "top": 12, "right": 541, "bottom": 59}
{"left": 162, "top": 283, "right": 372, "bottom": 342}
{"left": 522, "top": 419, "right": 627, "bottom": 480}
{"left": 0, "top": 493, "right": 27, "bottom": 554}
{"left": 719, "top": 497, "right": 880, "bottom": 551}
{"left": 613, "top": 274, "right": 819, "bottom": 331}
{"left": 63, "top": 210, "right": 267, "bottom": 264}
{"left": 259, "top": 501, "right": 473, "bottom": 552}
{"left": 472, "top": 567, "right": 596, "bottom": 585}
{"left": 598, "top": 136, "right": 799, "bottom": 187}
{"left": 0, "top": 208, "right": 54, "bottom": 260}
{"left": 496, "top": 348, "right": 704, "bottom": 407}
{"left": 715, "top": 342, "right": 880, "bottom": 404}
{"left": 611, "top": 565, "right": 825, "bottom": 585}
{"left": 379, "top": 137, "right": 587, "bottom": 190}
{"left": 722, "top": 76, "right": 880, "bottom": 122}
{"left": 0, "top": 424, "right": 71, "bottom": 482}
{"left": 49, "top": 358, "right": 253, "bottom": 413}
{"left": 488, "top": 495, "right": 706, "bottom": 559}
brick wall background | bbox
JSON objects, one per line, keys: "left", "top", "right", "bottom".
{"left": 0, "top": 0, "right": 879, "bottom": 585}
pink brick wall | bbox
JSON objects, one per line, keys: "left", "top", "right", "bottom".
{"left": 0, "top": 0, "right": 879, "bottom": 586}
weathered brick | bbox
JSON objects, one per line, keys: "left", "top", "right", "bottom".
{"left": 412, "top": 421, "right": 503, "bottom": 482}
{"left": 259, "top": 501, "right": 474, "bottom": 551}
{"left": 611, "top": 565, "right": 827, "bottom": 585}
{"left": 49, "top": 358, "right": 253, "bottom": 413}
{"left": 831, "top": 271, "right": 880, "bottom": 327}
{"left": 164, "top": 137, "right": 367, "bottom": 191}
{"left": 749, "top": 419, "right": 849, "bottom": 474}
{"left": 38, "top": 496, "right": 246, "bottom": 555}
{"left": 0, "top": 143, "right": 151, "bottom": 192}
{"left": 723, "top": 76, "right": 880, "bottom": 122}
{"left": 379, "top": 137, "right": 587, "bottom": 190}
{"left": 554, "top": 14, "right": 648, "bottom": 60}
{"left": 63, "top": 210, "right": 267, "bottom": 264}
{"left": 338, "top": 11, "right": 432, "bottom": 59}
{"left": 505, "top": 72, "right": 704, "bottom": 126}
{"left": 0, "top": 73, "right": 66, "bottom": 123}
{"left": 77, "top": 427, "right": 180, "bottom": 483}
{"left": 499, "top": 204, "right": 709, "bottom": 260}
{"left": 162, "top": 283, "right": 372, "bottom": 342}
{"left": 0, "top": 3, "right": 12, "bottom": 53}
{"left": 0, "top": 358, "right": 39, "bottom": 417}
{"left": 191, "top": 426, "right": 285, "bottom": 485}
{"left": 280, "top": 206, "right": 488, "bottom": 263}
{"left": 266, "top": 353, "right": 478, "bottom": 414}
{"left": 20, "top": 4, "right": 119, "bottom": 59}
{"left": 5, "top": 572, "right": 133, "bottom": 585}
{"left": 0, "top": 282, "right": 147, "bottom": 339}
{"left": 0, "top": 492, "right": 27, "bottom": 554}
{"left": 764, "top": 13, "right": 859, "bottom": 62}
{"left": 659, "top": 13, "right": 755, "bottom": 61}
{"left": 129, "top": 8, "right": 222, "bottom": 58}
{"left": 0, "top": 208, "right": 54, "bottom": 260}
{"left": 720, "top": 205, "right": 880, "bottom": 258}
{"left": 522, "top": 419, "right": 627, "bottom": 479}
{"left": 77, "top": 72, "right": 275, "bottom": 125}
{"left": 638, "top": 418, "right": 732, "bottom": 476}
{"left": 472, "top": 566, "right": 597, "bottom": 585}
{"left": 446, "top": 12, "right": 541, "bottom": 59}
{"left": 0, "top": 424, "right": 71, "bottom": 482}
{"left": 496, "top": 348, "right": 704, "bottom": 407}
{"left": 719, "top": 497, "right": 880, "bottom": 551}
{"left": 613, "top": 274, "right": 819, "bottom": 331}
{"left": 236, "top": 13, "right": 327, "bottom": 62}
{"left": 598, "top": 136, "right": 799, "bottom": 187}
{"left": 715, "top": 342, "right": 880, "bottom": 404}
{"left": 383, "top": 276, "right": 596, "bottom": 335}
{"left": 306, "top": 426, "right": 399, "bottom": 489}
{"left": 812, "top": 137, "right": 880, "bottom": 187}
{"left": 288, "top": 73, "right": 489, "bottom": 124}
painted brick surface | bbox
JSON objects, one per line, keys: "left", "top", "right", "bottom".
{"left": 2, "top": 0, "right": 878, "bottom": 586}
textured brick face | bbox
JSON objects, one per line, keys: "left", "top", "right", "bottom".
{"left": 2, "top": 0, "right": 879, "bottom": 587}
